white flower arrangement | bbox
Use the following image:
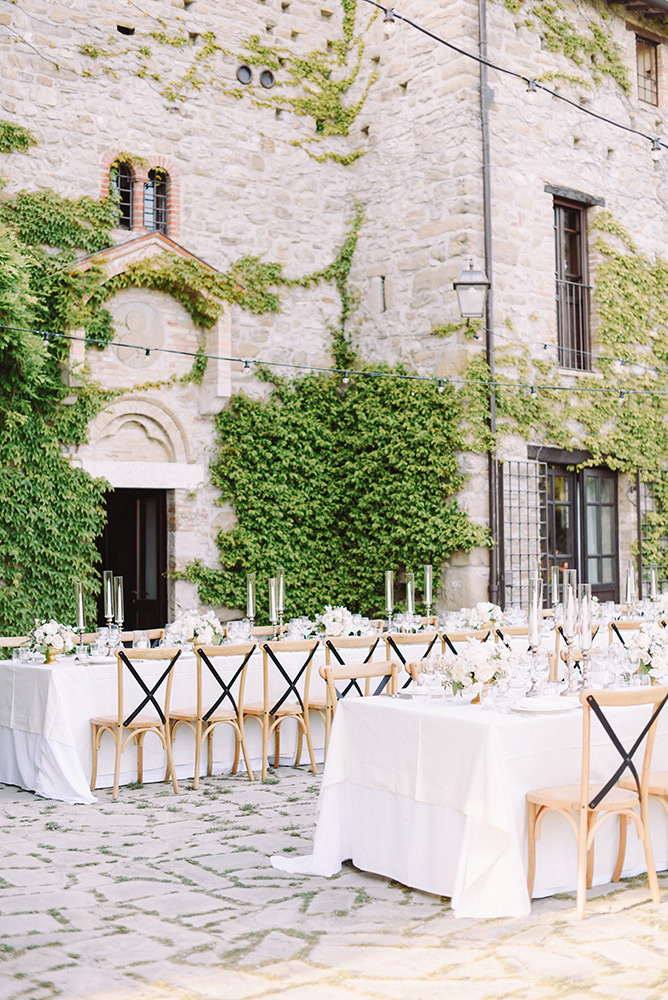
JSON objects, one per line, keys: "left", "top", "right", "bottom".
{"left": 316, "top": 605, "right": 354, "bottom": 637}
{"left": 30, "top": 619, "right": 77, "bottom": 655}
{"left": 463, "top": 601, "right": 504, "bottom": 630}
{"left": 653, "top": 593, "right": 668, "bottom": 616}
{"left": 164, "top": 609, "right": 224, "bottom": 646}
{"left": 628, "top": 622, "right": 668, "bottom": 680}
{"left": 443, "top": 639, "right": 517, "bottom": 698}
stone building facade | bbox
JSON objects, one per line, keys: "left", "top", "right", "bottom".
{"left": 2, "top": 0, "right": 667, "bottom": 621}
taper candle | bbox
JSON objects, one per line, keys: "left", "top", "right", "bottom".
{"left": 550, "top": 565, "right": 560, "bottom": 605}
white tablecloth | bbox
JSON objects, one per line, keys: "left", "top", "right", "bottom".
{"left": 0, "top": 647, "right": 331, "bottom": 804}
{"left": 272, "top": 696, "right": 668, "bottom": 918}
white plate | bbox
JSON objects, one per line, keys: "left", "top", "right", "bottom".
{"left": 87, "top": 655, "right": 116, "bottom": 665}
{"left": 511, "top": 697, "right": 580, "bottom": 714}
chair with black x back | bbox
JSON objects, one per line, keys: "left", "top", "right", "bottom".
{"left": 168, "top": 642, "right": 257, "bottom": 789}
{"left": 319, "top": 659, "right": 398, "bottom": 748}
{"left": 243, "top": 638, "right": 320, "bottom": 780}
{"left": 90, "top": 647, "right": 182, "bottom": 800}
{"left": 527, "top": 684, "right": 668, "bottom": 919}
{"left": 384, "top": 631, "right": 445, "bottom": 689}
{"left": 312, "top": 635, "right": 387, "bottom": 755}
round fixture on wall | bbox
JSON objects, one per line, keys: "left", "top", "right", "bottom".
{"left": 260, "top": 69, "right": 275, "bottom": 89}
{"left": 236, "top": 65, "right": 253, "bottom": 85}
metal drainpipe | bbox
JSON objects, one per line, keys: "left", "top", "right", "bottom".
{"left": 478, "top": 0, "right": 500, "bottom": 605}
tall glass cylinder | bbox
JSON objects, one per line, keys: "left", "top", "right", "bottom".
{"left": 550, "top": 565, "right": 560, "bottom": 606}
{"left": 406, "top": 573, "right": 415, "bottom": 615}
{"left": 75, "top": 581, "right": 86, "bottom": 631}
{"left": 385, "top": 571, "right": 394, "bottom": 614}
{"left": 424, "top": 564, "right": 433, "bottom": 607}
{"left": 246, "top": 573, "right": 256, "bottom": 619}
{"left": 564, "top": 578, "right": 577, "bottom": 640}
{"left": 103, "top": 570, "right": 114, "bottom": 621}
{"left": 276, "top": 567, "right": 285, "bottom": 614}
{"left": 528, "top": 576, "right": 543, "bottom": 650}
{"left": 269, "top": 578, "right": 278, "bottom": 623}
{"left": 650, "top": 565, "right": 659, "bottom": 603}
{"left": 113, "top": 576, "right": 124, "bottom": 624}
{"left": 578, "top": 583, "right": 592, "bottom": 651}
{"left": 625, "top": 561, "right": 637, "bottom": 607}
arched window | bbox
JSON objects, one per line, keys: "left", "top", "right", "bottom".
{"left": 112, "top": 161, "right": 134, "bottom": 229}
{"left": 144, "top": 168, "right": 168, "bottom": 234}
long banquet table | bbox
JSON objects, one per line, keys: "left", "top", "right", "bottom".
{"left": 271, "top": 694, "right": 668, "bottom": 918}
{"left": 0, "top": 648, "right": 329, "bottom": 804}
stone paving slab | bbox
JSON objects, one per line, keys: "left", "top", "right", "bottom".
{"left": 3, "top": 769, "right": 668, "bottom": 999}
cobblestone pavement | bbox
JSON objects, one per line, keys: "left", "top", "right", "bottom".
{"left": 2, "top": 769, "right": 668, "bottom": 1000}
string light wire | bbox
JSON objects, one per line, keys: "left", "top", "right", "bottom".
{"left": 361, "top": 0, "right": 667, "bottom": 156}
{"left": 5, "top": 323, "right": 668, "bottom": 399}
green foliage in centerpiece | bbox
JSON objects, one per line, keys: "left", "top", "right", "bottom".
{"left": 180, "top": 368, "right": 487, "bottom": 620}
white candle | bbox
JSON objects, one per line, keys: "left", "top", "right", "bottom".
{"left": 103, "top": 570, "right": 113, "bottom": 620}
{"left": 385, "top": 571, "right": 394, "bottom": 613}
{"left": 246, "top": 573, "right": 256, "bottom": 618}
{"left": 269, "top": 577, "right": 278, "bottom": 623}
{"left": 550, "top": 566, "right": 560, "bottom": 605}
{"left": 75, "top": 581, "right": 85, "bottom": 630}
{"left": 406, "top": 573, "right": 415, "bottom": 615}
{"left": 114, "top": 576, "right": 124, "bottom": 624}
{"left": 564, "top": 583, "right": 576, "bottom": 640}
{"left": 626, "top": 562, "right": 636, "bottom": 606}
{"left": 276, "top": 567, "right": 285, "bottom": 613}
{"left": 424, "top": 565, "right": 433, "bottom": 606}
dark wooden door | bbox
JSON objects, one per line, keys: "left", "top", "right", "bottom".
{"left": 97, "top": 489, "right": 167, "bottom": 629}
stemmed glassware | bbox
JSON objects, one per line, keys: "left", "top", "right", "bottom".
{"left": 525, "top": 575, "right": 543, "bottom": 697}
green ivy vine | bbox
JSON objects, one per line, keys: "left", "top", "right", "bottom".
{"left": 0, "top": 120, "right": 37, "bottom": 154}
{"left": 180, "top": 369, "right": 487, "bottom": 622}
{"left": 77, "top": 1, "right": 376, "bottom": 163}
{"left": 502, "top": 0, "right": 631, "bottom": 93}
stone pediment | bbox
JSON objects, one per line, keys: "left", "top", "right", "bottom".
{"left": 71, "top": 231, "right": 218, "bottom": 281}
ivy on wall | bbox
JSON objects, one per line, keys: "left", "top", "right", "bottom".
{"left": 78, "top": 1, "right": 375, "bottom": 164}
{"left": 502, "top": 0, "right": 631, "bottom": 93}
{"left": 0, "top": 120, "right": 37, "bottom": 154}
{"left": 182, "top": 370, "right": 486, "bottom": 621}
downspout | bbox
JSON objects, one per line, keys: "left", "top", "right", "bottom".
{"left": 478, "top": 0, "right": 500, "bottom": 604}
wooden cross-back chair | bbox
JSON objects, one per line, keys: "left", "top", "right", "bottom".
{"left": 319, "top": 659, "right": 398, "bottom": 749}
{"left": 0, "top": 636, "right": 28, "bottom": 649}
{"left": 608, "top": 621, "right": 648, "bottom": 646}
{"left": 309, "top": 635, "right": 388, "bottom": 753}
{"left": 384, "top": 631, "right": 444, "bottom": 689}
{"left": 243, "top": 639, "right": 319, "bottom": 780}
{"left": 168, "top": 642, "right": 256, "bottom": 788}
{"left": 527, "top": 684, "right": 668, "bottom": 920}
{"left": 90, "top": 647, "right": 182, "bottom": 800}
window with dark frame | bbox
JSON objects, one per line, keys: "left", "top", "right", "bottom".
{"left": 144, "top": 168, "right": 168, "bottom": 234}
{"left": 637, "top": 35, "right": 659, "bottom": 106}
{"left": 554, "top": 199, "right": 591, "bottom": 370}
{"left": 112, "top": 161, "right": 134, "bottom": 230}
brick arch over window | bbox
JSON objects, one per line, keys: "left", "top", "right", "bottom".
{"left": 100, "top": 150, "right": 180, "bottom": 239}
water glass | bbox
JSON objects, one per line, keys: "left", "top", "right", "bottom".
{"left": 133, "top": 630, "right": 150, "bottom": 649}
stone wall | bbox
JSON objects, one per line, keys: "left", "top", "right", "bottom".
{"left": 1, "top": 0, "right": 666, "bottom": 613}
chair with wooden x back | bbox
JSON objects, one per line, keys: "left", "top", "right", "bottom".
{"left": 90, "top": 647, "right": 182, "bottom": 800}
{"left": 320, "top": 658, "right": 398, "bottom": 749}
{"left": 168, "top": 642, "right": 257, "bottom": 789}
{"left": 384, "top": 630, "right": 444, "bottom": 689}
{"left": 243, "top": 638, "right": 320, "bottom": 780}
{"left": 527, "top": 684, "right": 668, "bottom": 920}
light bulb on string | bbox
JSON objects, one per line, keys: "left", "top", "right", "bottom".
{"left": 618, "top": 391, "right": 625, "bottom": 406}
{"left": 437, "top": 379, "right": 446, "bottom": 393}
{"left": 244, "top": 360, "right": 251, "bottom": 370}
{"left": 652, "top": 138, "right": 661, "bottom": 163}
{"left": 526, "top": 79, "right": 539, "bottom": 100}
{"left": 383, "top": 7, "right": 396, "bottom": 35}
{"left": 530, "top": 385, "right": 537, "bottom": 398}
{"left": 342, "top": 370, "right": 350, "bottom": 384}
